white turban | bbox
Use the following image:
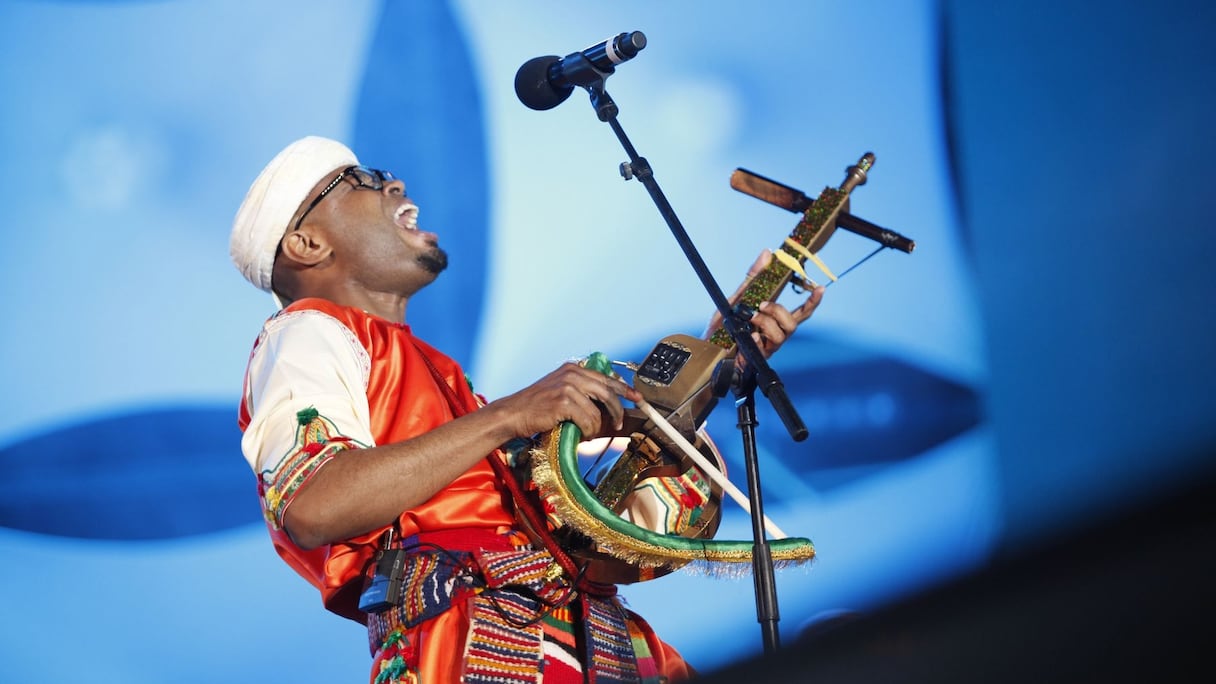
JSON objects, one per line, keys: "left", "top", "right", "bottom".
{"left": 230, "top": 136, "right": 359, "bottom": 304}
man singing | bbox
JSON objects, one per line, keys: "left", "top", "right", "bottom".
{"left": 229, "top": 136, "right": 821, "bottom": 682}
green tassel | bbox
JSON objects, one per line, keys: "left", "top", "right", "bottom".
{"left": 295, "top": 407, "right": 319, "bottom": 425}
{"left": 373, "top": 655, "right": 408, "bottom": 684}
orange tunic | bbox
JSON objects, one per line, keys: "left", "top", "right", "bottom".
{"left": 237, "top": 298, "right": 692, "bottom": 682}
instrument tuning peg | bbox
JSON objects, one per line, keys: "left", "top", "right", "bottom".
{"left": 840, "top": 152, "right": 876, "bottom": 194}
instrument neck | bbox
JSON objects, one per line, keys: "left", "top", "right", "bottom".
{"left": 706, "top": 185, "right": 850, "bottom": 350}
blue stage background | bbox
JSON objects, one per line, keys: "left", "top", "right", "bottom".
{"left": 1, "top": 1, "right": 1212, "bottom": 681}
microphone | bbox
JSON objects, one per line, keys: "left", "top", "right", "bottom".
{"left": 515, "top": 31, "right": 647, "bottom": 111}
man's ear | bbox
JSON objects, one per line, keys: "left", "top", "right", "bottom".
{"left": 279, "top": 228, "right": 332, "bottom": 267}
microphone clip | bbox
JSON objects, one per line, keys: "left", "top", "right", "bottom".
{"left": 554, "top": 52, "right": 621, "bottom": 121}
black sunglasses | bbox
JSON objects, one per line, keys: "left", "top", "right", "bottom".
{"left": 292, "top": 165, "right": 398, "bottom": 232}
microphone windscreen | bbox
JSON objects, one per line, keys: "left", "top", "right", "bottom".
{"left": 515, "top": 56, "right": 573, "bottom": 111}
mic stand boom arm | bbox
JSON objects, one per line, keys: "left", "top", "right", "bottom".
{"left": 582, "top": 77, "right": 800, "bottom": 655}
{"left": 588, "top": 83, "right": 809, "bottom": 444}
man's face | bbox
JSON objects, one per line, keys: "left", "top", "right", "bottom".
{"left": 296, "top": 165, "right": 448, "bottom": 296}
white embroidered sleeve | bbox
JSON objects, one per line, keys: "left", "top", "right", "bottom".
{"left": 239, "top": 309, "right": 374, "bottom": 476}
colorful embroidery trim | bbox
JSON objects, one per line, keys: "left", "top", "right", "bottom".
{"left": 627, "top": 467, "right": 711, "bottom": 535}
{"left": 259, "top": 407, "right": 365, "bottom": 529}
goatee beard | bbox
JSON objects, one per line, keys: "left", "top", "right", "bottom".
{"left": 418, "top": 246, "right": 449, "bottom": 275}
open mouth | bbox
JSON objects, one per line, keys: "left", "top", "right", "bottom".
{"left": 394, "top": 203, "right": 419, "bottom": 231}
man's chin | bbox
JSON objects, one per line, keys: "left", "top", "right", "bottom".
{"left": 418, "top": 247, "right": 449, "bottom": 275}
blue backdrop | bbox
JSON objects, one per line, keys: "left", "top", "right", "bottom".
{"left": 1, "top": 1, "right": 1212, "bottom": 681}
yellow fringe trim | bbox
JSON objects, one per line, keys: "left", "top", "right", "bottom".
{"left": 529, "top": 427, "right": 815, "bottom": 574}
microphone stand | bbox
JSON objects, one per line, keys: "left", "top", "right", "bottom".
{"left": 579, "top": 76, "right": 806, "bottom": 655}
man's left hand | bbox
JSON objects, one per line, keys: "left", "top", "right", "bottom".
{"left": 706, "top": 249, "right": 826, "bottom": 358}
{"left": 748, "top": 292, "right": 824, "bottom": 358}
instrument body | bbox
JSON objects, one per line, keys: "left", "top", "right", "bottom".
{"left": 520, "top": 155, "right": 885, "bottom": 581}
{"left": 516, "top": 408, "right": 728, "bottom": 584}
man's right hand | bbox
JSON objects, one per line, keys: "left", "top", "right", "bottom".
{"left": 489, "top": 362, "right": 642, "bottom": 440}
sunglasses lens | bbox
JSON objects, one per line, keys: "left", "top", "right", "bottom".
{"left": 350, "top": 167, "right": 376, "bottom": 188}
{"left": 348, "top": 167, "right": 396, "bottom": 189}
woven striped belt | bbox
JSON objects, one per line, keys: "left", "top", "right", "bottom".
{"left": 366, "top": 546, "right": 645, "bottom": 683}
